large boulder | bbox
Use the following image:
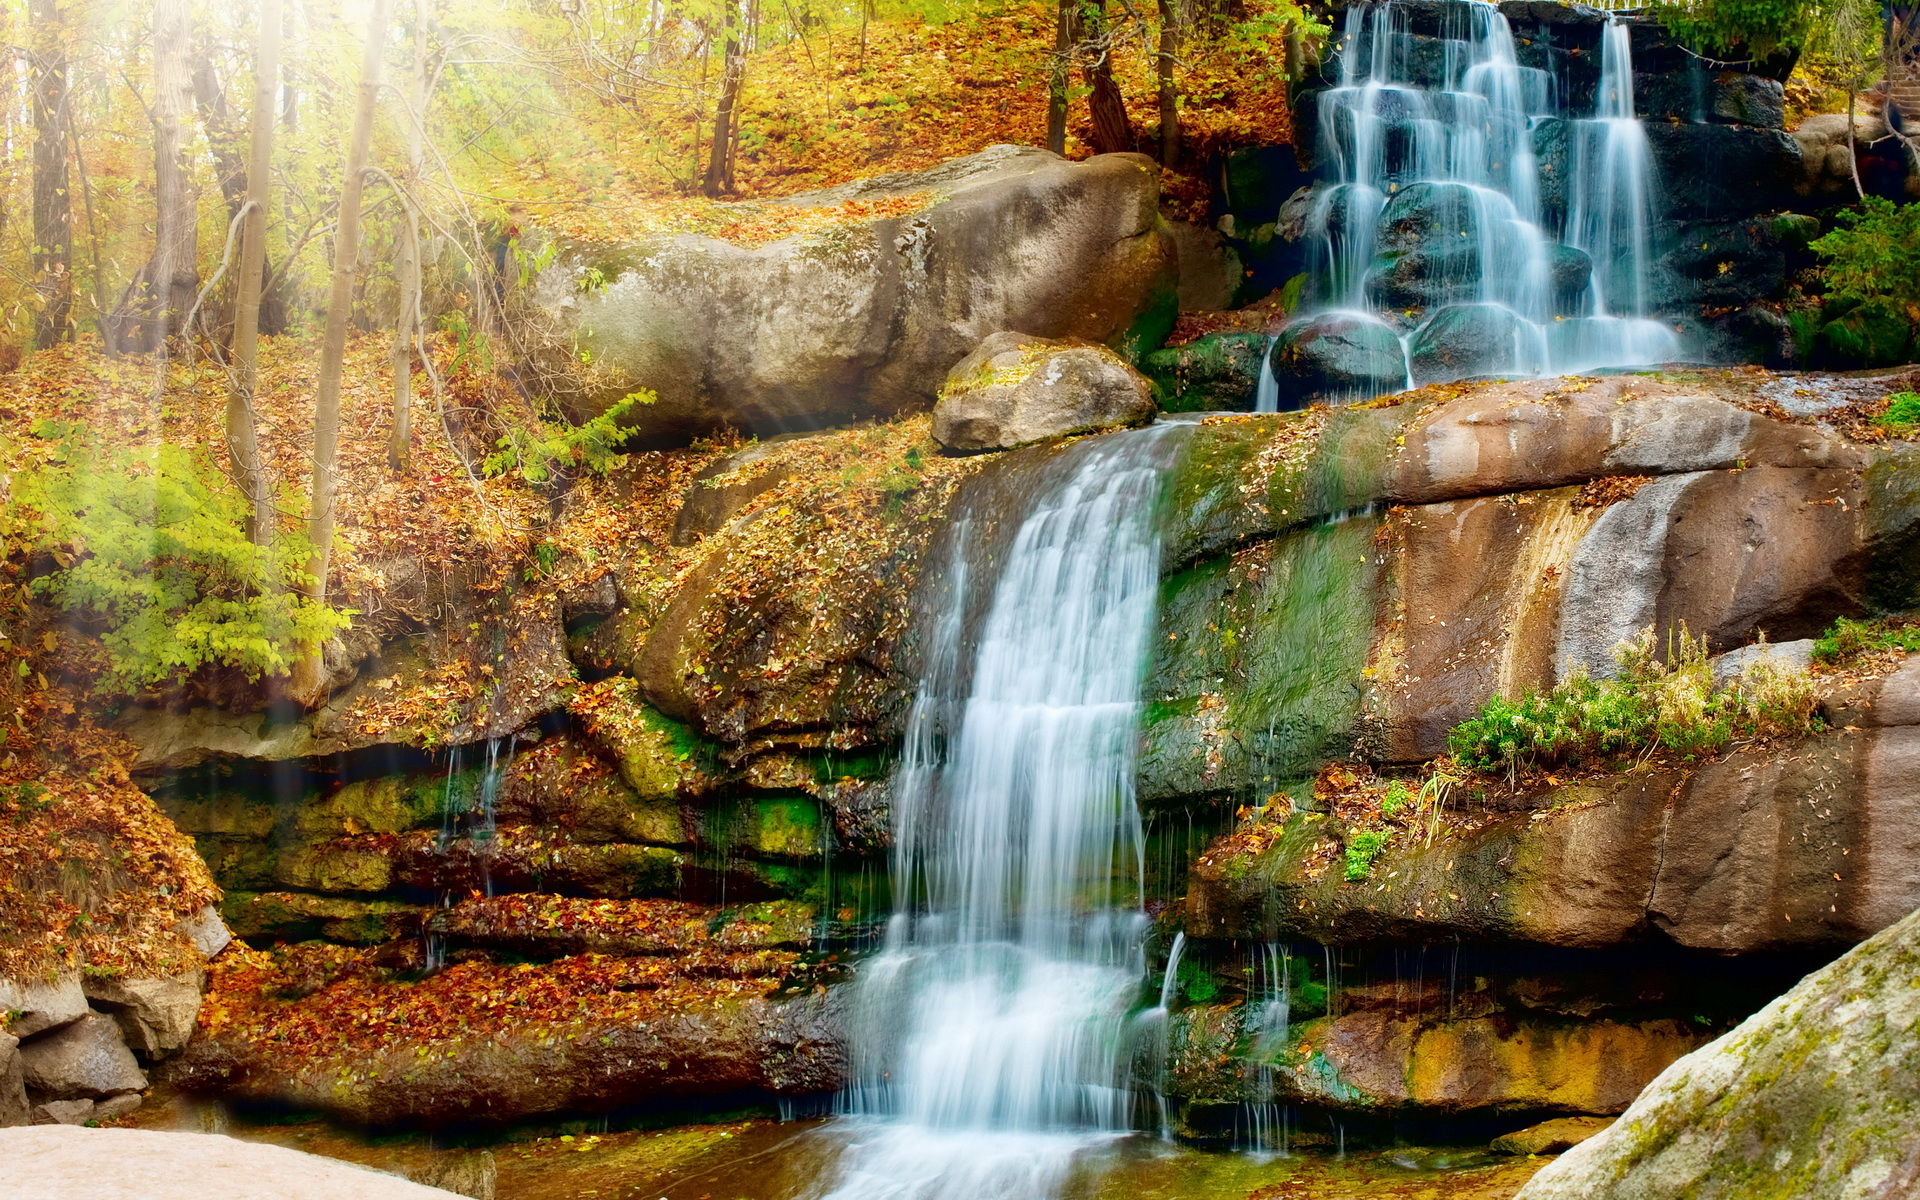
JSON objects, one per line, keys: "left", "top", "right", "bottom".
{"left": 17, "top": 1013, "right": 146, "bottom": 1100}
{"left": 1408, "top": 303, "right": 1539, "bottom": 385}
{"left": 534, "top": 146, "right": 1176, "bottom": 442}
{"left": 1643, "top": 124, "right": 1803, "bottom": 220}
{"left": 931, "top": 332, "right": 1155, "bottom": 452}
{"left": 1140, "top": 330, "right": 1269, "bottom": 413}
{"left": 0, "top": 977, "right": 88, "bottom": 1040}
{"left": 2, "top": 1125, "right": 471, "bottom": 1199}
{"left": 1516, "top": 903, "right": 1920, "bottom": 1200}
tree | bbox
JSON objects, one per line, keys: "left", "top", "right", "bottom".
{"left": 294, "top": 0, "right": 394, "bottom": 703}
{"left": 390, "top": 0, "right": 431, "bottom": 473}
{"left": 227, "top": 0, "right": 282, "bottom": 547}
{"left": 106, "top": 0, "right": 199, "bottom": 355}
{"left": 1078, "top": 0, "right": 1135, "bottom": 155}
{"left": 1047, "top": 0, "right": 1070, "bottom": 154}
{"left": 28, "top": 0, "right": 72, "bottom": 350}
{"left": 702, "top": 0, "right": 751, "bottom": 196}
{"left": 1156, "top": 0, "right": 1180, "bottom": 165}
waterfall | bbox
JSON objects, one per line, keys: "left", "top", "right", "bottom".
{"left": 817, "top": 425, "right": 1185, "bottom": 1200}
{"left": 1282, "top": 0, "right": 1680, "bottom": 404}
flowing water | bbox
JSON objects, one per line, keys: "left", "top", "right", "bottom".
{"left": 1276, "top": 0, "right": 1681, "bottom": 400}
{"left": 813, "top": 425, "right": 1187, "bottom": 1200}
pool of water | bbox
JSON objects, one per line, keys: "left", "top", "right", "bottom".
{"left": 126, "top": 1100, "right": 1548, "bottom": 1200}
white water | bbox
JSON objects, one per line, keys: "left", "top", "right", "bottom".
{"left": 816, "top": 426, "right": 1185, "bottom": 1200}
{"left": 1284, "top": 0, "right": 1679, "bottom": 401}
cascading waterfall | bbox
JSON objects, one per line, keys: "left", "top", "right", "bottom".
{"left": 816, "top": 425, "right": 1186, "bottom": 1200}
{"left": 1279, "top": 0, "right": 1680, "bottom": 402}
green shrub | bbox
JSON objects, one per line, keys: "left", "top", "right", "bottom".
{"left": 1379, "top": 780, "right": 1411, "bottom": 818}
{"left": 8, "top": 434, "right": 350, "bottom": 693}
{"left": 1811, "top": 615, "right": 1920, "bottom": 664}
{"left": 1448, "top": 628, "right": 1819, "bottom": 773}
{"left": 1812, "top": 197, "right": 1920, "bottom": 307}
{"left": 484, "top": 390, "right": 651, "bottom": 484}
{"left": 1342, "top": 829, "right": 1390, "bottom": 882}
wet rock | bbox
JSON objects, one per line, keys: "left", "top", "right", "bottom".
{"left": 1643, "top": 124, "right": 1802, "bottom": 220}
{"left": 225, "top": 892, "right": 427, "bottom": 947}
{"left": 1664, "top": 218, "right": 1789, "bottom": 308}
{"left": 1141, "top": 330, "right": 1269, "bottom": 413}
{"left": 81, "top": 973, "right": 205, "bottom": 1056}
{"left": 535, "top": 146, "right": 1176, "bottom": 443}
{"left": 1408, "top": 303, "right": 1532, "bottom": 385}
{"left": 1549, "top": 244, "right": 1591, "bottom": 311}
{"left": 1272, "top": 312, "right": 1407, "bottom": 404}
{"left": 931, "top": 332, "right": 1156, "bottom": 452}
{"left": 2, "top": 1125, "right": 473, "bottom": 1198}
{"left": 19, "top": 1013, "right": 146, "bottom": 1100}
{"left": 1493, "top": 1116, "right": 1616, "bottom": 1156}
{"left": 1368, "top": 182, "right": 1483, "bottom": 311}
{"left": 1516, "top": 904, "right": 1920, "bottom": 1200}
{"left": 0, "top": 977, "right": 89, "bottom": 1040}
{"left": 1635, "top": 71, "right": 1784, "bottom": 129}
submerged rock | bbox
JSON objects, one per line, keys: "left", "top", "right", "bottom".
{"left": 931, "top": 332, "right": 1156, "bottom": 452}
{"left": 1515, "top": 903, "right": 1920, "bottom": 1199}
{"left": 1493, "top": 1116, "right": 1616, "bottom": 1156}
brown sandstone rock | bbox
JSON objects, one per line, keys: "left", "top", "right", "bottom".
{"left": 82, "top": 972, "right": 205, "bottom": 1056}
{"left": 1493, "top": 1115, "right": 1616, "bottom": 1156}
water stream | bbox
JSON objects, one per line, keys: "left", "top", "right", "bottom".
{"left": 1276, "top": 0, "right": 1681, "bottom": 401}
{"left": 814, "top": 425, "right": 1187, "bottom": 1200}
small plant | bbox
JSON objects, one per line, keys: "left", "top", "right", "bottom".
{"left": 1448, "top": 626, "right": 1820, "bottom": 773}
{"left": 1379, "top": 780, "right": 1411, "bottom": 818}
{"left": 1343, "top": 829, "right": 1390, "bottom": 882}
{"left": 1177, "top": 958, "right": 1220, "bottom": 1005}
{"left": 1812, "top": 196, "right": 1920, "bottom": 308}
{"left": 1811, "top": 616, "right": 1920, "bottom": 665}
{"left": 484, "top": 390, "right": 653, "bottom": 485}
{"left": 1877, "top": 392, "right": 1920, "bottom": 435}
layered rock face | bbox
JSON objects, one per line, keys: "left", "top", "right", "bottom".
{"left": 138, "top": 363, "right": 1920, "bottom": 1141}
{"left": 529, "top": 146, "right": 1176, "bottom": 443}
{"left": 1515, "top": 903, "right": 1920, "bottom": 1199}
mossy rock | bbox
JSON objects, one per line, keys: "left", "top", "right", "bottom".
{"left": 291, "top": 773, "right": 453, "bottom": 838}
{"left": 225, "top": 892, "right": 426, "bottom": 946}
{"left": 1817, "top": 298, "right": 1913, "bottom": 368}
{"left": 1141, "top": 331, "right": 1269, "bottom": 413}
{"left": 272, "top": 841, "right": 395, "bottom": 894}
{"left": 701, "top": 795, "right": 825, "bottom": 861}
{"left": 546, "top": 843, "right": 685, "bottom": 898}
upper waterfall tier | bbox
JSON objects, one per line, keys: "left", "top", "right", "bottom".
{"left": 1262, "top": 0, "right": 1683, "bottom": 409}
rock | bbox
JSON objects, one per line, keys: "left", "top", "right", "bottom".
{"left": 1, "top": 1032, "right": 27, "bottom": 1128}
{"left": 18, "top": 1013, "right": 147, "bottom": 1099}
{"left": 1709, "top": 638, "right": 1815, "bottom": 687}
{"left": 1636, "top": 70, "right": 1784, "bottom": 128}
{"left": 81, "top": 973, "right": 205, "bottom": 1056}
{"left": 1408, "top": 303, "right": 1537, "bottom": 385}
{"left": 1515, "top": 904, "right": 1920, "bottom": 1200}
{"left": 90, "top": 1092, "right": 143, "bottom": 1122}
{"left": 1664, "top": 218, "right": 1789, "bottom": 308}
{"left": 1271, "top": 311, "right": 1408, "bottom": 404}
{"left": 1823, "top": 653, "right": 1920, "bottom": 728}
{"left": 1141, "top": 330, "right": 1269, "bottom": 413}
{"left": 406, "top": 1150, "right": 496, "bottom": 1200}
{"left": 1367, "top": 182, "right": 1484, "bottom": 312}
{"left": 0, "top": 977, "right": 89, "bottom": 1039}
{"left": 1493, "top": 1116, "right": 1617, "bottom": 1156}
{"left": 224, "top": 892, "right": 427, "bottom": 946}
{"left": 1, "top": 1125, "right": 473, "bottom": 1199}
{"left": 1221, "top": 145, "right": 1311, "bottom": 225}
{"left": 1167, "top": 220, "right": 1242, "bottom": 312}
{"left": 170, "top": 988, "right": 844, "bottom": 1128}
{"left": 1549, "top": 243, "right": 1592, "bottom": 311}
{"left": 1644, "top": 124, "right": 1803, "bottom": 220}
{"left": 1186, "top": 726, "right": 1920, "bottom": 953}
{"left": 1819, "top": 298, "right": 1914, "bottom": 369}
{"left": 173, "top": 906, "right": 232, "bottom": 961}
{"left": 670, "top": 439, "right": 800, "bottom": 545}
{"left": 930, "top": 332, "right": 1156, "bottom": 452}
{"left": 28, "top": 1099, "right": 94, "bottom": 1126}
{"left": 536, "top": 146, "right": 1176, "bottom": 442}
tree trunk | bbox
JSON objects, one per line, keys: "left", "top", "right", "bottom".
{"left": 109, "top": 0, "right": 199, "bottom": 354}
{"left": 1156, "top": 0, "right": 1179, "bottom": 165}
{"left": 1047, "top": 0, "right": 1071, "bottom": 153}
{"left": 390, "top": 0, "right": 429, "bottom": 474}
{"left": 701, "top": 0, "right": 746, "bottom": 196}
{"left": 228, "top": 0, "right": 281, "bottom": 548}
{"left": 29, "top": 0, "right": 73, "bottom": 350}
{"left": 193, "top": 48, "right": 250, "bottom": 222}
{"left": 294, "top": 0, "right": 393, "bottom": 703}
{"left": 1082, "top": 0, "right": 1135, "bottom": 156}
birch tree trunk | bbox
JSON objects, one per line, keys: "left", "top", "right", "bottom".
{"left": 390, "top": 0, "right": 428, "bottom": 474}
{"left": 109, "top": 0, "right": 199, "bottom": 353}
{"left": 29, "top": 0, "right": 72, "bottom": 350}
{"left": 228, "top": 0, "right": 281, "bottom": 548}
{"left": 701, "top": 0, "right": 746, "bottom": 197}
{"left": 294, "top": 0, "right": 393, "bottom": 703}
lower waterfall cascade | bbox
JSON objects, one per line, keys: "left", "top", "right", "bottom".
{"left": 1264, "top": 0, "right": 1686, "bottom": 408}
{"left": 813, "top": 424, "right": 1189, "bottom": 1200}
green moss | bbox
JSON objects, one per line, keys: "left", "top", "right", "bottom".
{"left": 703, "top": 795, "right": 824, "bottom": 861}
